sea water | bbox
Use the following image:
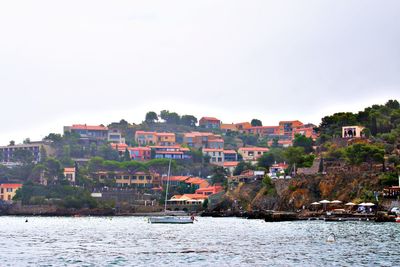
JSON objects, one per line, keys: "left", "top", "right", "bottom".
{"left": 0, "top": 216, "right": 399, "bottom": 266}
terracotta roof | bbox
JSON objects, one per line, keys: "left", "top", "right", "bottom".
{"left": 209, "top": 139, "right": 224, "bottom": 143}
{"left": 185, "top": 177, "right": 208, "bottom": 185}
{"left": 135, "top": 131, "right": 156, "bottom": 135}
{"left": 239, "top": 147, "right": 269, "bottom": 152}
{"left": 200, "top": 117, "right": 220, "bottom": 122}
{"left": 163, "top": 176, "right": 190, "bottom": 182}
{"left": 71, "top": 124, "right": 108, "bottom": 131}
{"left": 150, "top": 145, "right": 181, "bottom": 149}
{"left": 179, "top": 194, "right": 208, "bottom": 200}
{"left": 223, "top": 161, "right": 239, "bottom": 167}
{"left": 155, "top": 151, "right": 183, "bottom": 155}
{"left": 203, "top": 148, "right": 224, "bottom": 152}
{"left": 129, "top": 146, "right": 151, "bottom": 151}
{"left": 64, "top": 167, "right": 76, "bottom": 172}
{"left": 0, "top": 184, "right": 23, "bottom": 189}
{"left": 223, "top": 150, "right": 237, "bottom": 154}
{"left": 156, "top": 132, "right": 175, "bottom": 137}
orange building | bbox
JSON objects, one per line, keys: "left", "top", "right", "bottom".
{"left": 64, "top": 167, "right": 76, "bottom": 183}
{"left": 195, "top": 185, "right": 224, "bottom": 196}
{"left": 279, "top": 120, "right": 303, "bottom": 136}
{"left": 0, "top": 183, "right": 23, "bottom": 201}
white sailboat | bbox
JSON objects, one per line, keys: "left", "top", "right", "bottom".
{"left": 148, "top": 159, "right": 194, "bottom": 224}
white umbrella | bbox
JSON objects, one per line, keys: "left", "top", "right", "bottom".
{"left": 319, "top": 200, "right": 331, "bottom": 204}
{"left": 345, "top": 202, "right": 356, "bottom": 206}
{"left": 363, "top": 202, "right": 375, "bottom": 207}
{"left": 311, "top": 202, "right": 321, "bottom": 205}
{"left": 331, "top": 200, "right": 342, "bottom": 204}
{"left": 358, "top": 202, "right": 367, "bottom": 206}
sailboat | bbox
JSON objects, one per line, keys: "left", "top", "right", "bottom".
{"left": 148, "top": 159, "right": 194, "bottom": 224}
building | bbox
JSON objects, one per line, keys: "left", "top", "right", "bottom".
{"left": 199, "top": 117, "right": 221, "bottom": 129}
{"left": 223, "top": 150, "right": 238, "bottom": 162}
{"left": 292, "top": 124, "right": 317, "bottom": 140}
{"left": 0, "top": 141, "right": 54, "bottom": 163}
{"left": 195, "top": 185, "right": 224, "bottom": 196}
{"left": 183, "top": 132, "right": 223, "bottom": 149}
{"left": 135, "top": 131, "right": 176, "bottom": 146}
{"left": 278, "top": 120, "right": 304, "bottom": 137}
{"left": 129, "top": 147, "right": 151, "bottom": 161}
{"left": 150, "top": 145, "right": 191, "bottom": 160}
{"left": 203, "top": 148, "right": 224, "bottom": 164}
{"left": 135, "top": 131, "right": 157, "bottom": 146}
{"left": 238, "top": 147, "right": 269, "bottom": 162}
{"left": 246, "top": 126, "right": 280, "bottom": 138}
{"left": 162, "top": 176, "right": 191, "bottom": 186}
{"left": 267, "top": 139, "right": 293, "bottom": 148}
{"left": 64, "top": 167, "right": 76, "bottom": 183}
{"left": 111, "top": 143, "right": 129, "bottom": 155}
{"left": 223, "top": 161, "right": 239, "bottom": 174}
{"left": 64, "top": 124, "right": 108, "bottom": 140}
{"left": 185, "top": 177, "right": 209, "bottom": 189}
{"left": 268, "top": 163, "right": 289, "bottom": 178}
{"left": 167, "top": 194, "right": 208, "bottom": 205}
{"left": 155, "top": 133, "right": 176, "bottom": 146}
{"left": 0, "top": 183, "right": 22, "bottom": 201}
{"left": 93, "top": 171, "right": 161, "bottom": 188}
{"left": 342, "top": 126, "right": 365, "bottom": 138}
{"left": 220, "top": 122, "right": 251, "bottom": 133}
{"left": 108, "top": 129, "right": 125, "bottom": 144}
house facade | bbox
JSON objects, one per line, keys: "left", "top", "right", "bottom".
{"left": 64, "top": 124, "right": 108, "bottom": 140}
{"left": 0, "top": 141, "right": 54, "bottom": 163}
{"left": 199, "top": 117, "right": 221, "bottom": 129}
{"left": 0, "top": 183, "right": 22, "bottom": 201}
{"left": 238, "top": 147, "right": 269, "bottom": 161}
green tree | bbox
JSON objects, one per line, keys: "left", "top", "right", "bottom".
{"left": 257, "top": 152, "right": 275, "bottom": 168}
{"left": 123, "top": 148, "right": 131, "bottom": 161}
{"left": 344, "top": 143, "right": 385, "bottom": 169}
{"left": 211, "top": 166, "right": 227, "bottom": 185}
{"left": 145, "top": 111, "right": 158, "bottom": 124}
{"left": 283, "top": 147, "right": 305, "bottom": 166}
{"left": 181, "top": 115, "right": 198, "bottom": 127}
{"left": 251, "top": 119, "right": 262, "bottom": 127}
{"left": 293, "top": 134, "right": 313, "bottom": 153}
{"left": 233, "top": 161, "right": 254, "bottom": 175}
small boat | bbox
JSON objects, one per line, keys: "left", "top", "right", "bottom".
{"left": 148, "top": 216, "right": 193, "bottom": 224}
{"left": 148, "top": 159, "right": 194, "bottom": 224}
{"left": 395, "top": 216, "right": 400, "bottom": 223}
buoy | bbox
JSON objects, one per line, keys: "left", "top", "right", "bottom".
{"left": 395, "top": 216, "right": 400, "bottom": 223}
{"left": 326, "top": 233, "right": 336, "bottom": 242}
{"left": 25, "top": 219, "right": 28, "bottom": 223}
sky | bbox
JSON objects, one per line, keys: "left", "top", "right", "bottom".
{"left": 0, "top": 0, "right": 399, "bottom": 144}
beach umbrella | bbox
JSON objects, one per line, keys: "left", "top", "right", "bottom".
{"left": 358, "top": 202, "right": 367, "bottom": 206}
{"left": 345, "top": 202, "right": 355, "bottom": 206}
{"left": 331, "top": 200, "right": 342, "bottom": 204}
{"left": 319, "top": 200, "right": 331, "bottom": 204}
{"left": 363, "top": 202, "right": 375, "bottom": 207}
{"left": 311, "top": 202, "right": 321, "bottom": 205}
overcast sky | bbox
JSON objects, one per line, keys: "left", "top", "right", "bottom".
{"left": 0, "top": 0, "right": 399, "bottom": 144}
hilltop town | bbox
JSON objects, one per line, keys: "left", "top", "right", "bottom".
{"left": 0, "top": 101, "right": 399, "bottom": 218}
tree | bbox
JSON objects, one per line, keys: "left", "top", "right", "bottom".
{"left": 257, "top": 152, "right": 275, "bottom": 168}
{"left": 344, "top": 143, "right": 385, "bottom": 169}
{"left": 233, "top": 161, "right": 254, "bottom": 175}
{"left": 123, "top": 149, "right": 131, "bottom": 161}
{"left": 211, "top": 166, "right": 227, "bottom": 185}
{"left": 251, "top": 119, "right": 262, "bottom": 127}
{"left": 283, "top": 147, "right": 305, "bottom": 166}
{"left": 293, "top": 134, "right": 313, "bottom": 153}
{"left": 9, "top": 140, "right": 15, "bottom": 146}
{"left": 181, "top": 115, "right": 198, "bottom": 127}
{"left": 43, "top": 133, "right": 63, "bottom": 143}
{"left": 160, "top": 110, "right": 180, "bottom": 124}
{"left": 145, "top": 111, "right": 158, "bottom": 124}
{"left": 23, "top": 138, "right": 31, "bottom": 144}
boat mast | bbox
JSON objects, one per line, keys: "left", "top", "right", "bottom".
{"left": 164, "top": 159, "right": 172, "bottom": 213}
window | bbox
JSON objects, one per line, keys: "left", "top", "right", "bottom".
{"left": 7, "top": 188, "right": 13, "bottom": 192}
{"left": 139, "top": 176, "right": 144, "bottom": 180}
